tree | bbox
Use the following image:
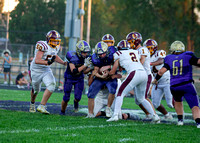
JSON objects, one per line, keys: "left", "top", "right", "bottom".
{"left": 9, "top": 0, "right": 65, "bottom": 44}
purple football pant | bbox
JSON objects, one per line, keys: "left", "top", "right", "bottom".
{"left": 170, "top": 82, "right": 199, "bottom": 109}
{"left": 63, "top": 78, "right": 84, "bottom": 102}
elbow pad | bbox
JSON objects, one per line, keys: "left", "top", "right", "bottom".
{"left": 72, "top": 68, "right": 79, "bottom": 75}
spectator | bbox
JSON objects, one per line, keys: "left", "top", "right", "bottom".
{"left": 16, "top": 71, "right": 29, "bottom": 89}
{"left": 1, "top": 50, "right": 13, "bottom": 85}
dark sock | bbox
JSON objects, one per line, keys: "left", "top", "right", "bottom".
{"left": 74, "top": 100, "right": 79, "bottom": 109}
{"left": 127, "top": 113, "right": 130, "bottom": 119}
{"left": 178, "top": 115, "right": 183, "bottom": 121}
{"left": 195, "top": 118, "right": 200, "bottom": 125}
{"left": 61, "top": 110, "right": 65, "bottom": 114}
{"left": 31, "top": 101, "right": 35, "bottom": 104}
{"left": 101, "top": 111, "right": 106, "bottom": 116}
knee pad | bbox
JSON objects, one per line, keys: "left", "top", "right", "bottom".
{"left": 167, "top": 104, "right": 174, "bottom": 108}
{"left": 47, "top": 82, "right": 56, "bottom": 92}
{"left": 153, "top": 102, "right": 159, "bottom": 109}
{"left": 63, "top": 95, "right": 70, "bottom": 103}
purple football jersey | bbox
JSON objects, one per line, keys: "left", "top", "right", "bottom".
{"left": 164, "top": 51, "right": 194, "bottom": 86}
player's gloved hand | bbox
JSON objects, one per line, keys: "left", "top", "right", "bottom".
{"left": 84, "top": 57, "right": 92, "bottom": 67}
{"left": 47, "top": 55, "right": 56, "bottom": 65}
{"left": 152, "top": 79, "right": 158, "bottom": 85}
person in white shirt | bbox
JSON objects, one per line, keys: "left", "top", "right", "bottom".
{"left": 126, "top": 32, "right": 157, "bottom": 119}
{"left": 107, "top": 40, "right": 160, "bottom": 122}
{"left": 29, "top": 30, "right": 66, "bottom": 114}
{"left": 144, "top": 39, "right": 173, "bottom": 120}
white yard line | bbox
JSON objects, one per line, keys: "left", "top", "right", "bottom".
{"left": 0, "top": 123, "right": 136, "bottom": 134}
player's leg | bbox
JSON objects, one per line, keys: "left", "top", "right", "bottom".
{"left": 73, "top": 78, "right": 84, "bottom": 112}
{"left": 135, "top": 72, "right": 160, "bottom": 122}
{"left": 183, "top": 83, "right": 200, "bottom": 128}
{"left": 170, "top": 86, "right": 184, "bottom": 125}
{"left": 94, "top": 91, "right": 107, "bottom": 117}
{"left": 163, "top": 84, "right": 174, "bottom": 108}
{"left": 87, "top": 79, "right": 104, "bottom": 117}
{"left": 152, "top": 86, "right": 169, "bottom": 118}
{"left": 37, "top": 71, "right": 56, "bottom": 114}
{"left": 107, "top": 71, "right": 137, "bottom": 122}
{"left": 60, "top": 78, "right": 73, "bottom": 115}
{"left": 106, "top": 78, "right": 118, "bottom": 117}
{"left": 29, "top": 71, "right": 42, "bottom": 113}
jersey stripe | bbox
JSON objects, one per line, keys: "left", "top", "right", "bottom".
{"left": 38, "top": 41, "right": 48, "bottom": 50}
{"left": 117, "top": 71, "right": 135, "bottom": 96}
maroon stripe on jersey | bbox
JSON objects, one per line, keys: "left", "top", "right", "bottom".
{"left": 145, "top": 74, "right": 152, "bottom": 98}
{"left": 118, "top": 51, "right": 122, "bottom": 54}
{"left": 117, "top": 71, "right": 136, "bottom": 97}
{"left": 116, "top": 51, "right": 120, "bottom": 56}
{"left": 38, "top": 41, "right": 48, "bottom": 50}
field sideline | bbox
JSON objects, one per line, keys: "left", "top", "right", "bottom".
{"left": 0, "top": 89, "right": 200, "bottom": 142}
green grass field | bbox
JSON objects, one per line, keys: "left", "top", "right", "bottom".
{"left": 0, "top": 89, "right": 199, "bottom": 142}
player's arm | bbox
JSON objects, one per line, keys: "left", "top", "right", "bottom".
{"left": 69, "top": 63, "right": 86, "bottom": 75}
{"left": 150, "top": 58, "right": 164, "bottom": 66}
{"left": 152, "top": 65, "right": 168, "bottom": 84}
{"left": 88, "top": 70, "right": 97, "bottom": 86}
{"left": 189, "top": 54, "right": 200, "bottom": 66}
{"left": 55, "top": 55, "right": 67, "bottom": 65}
{"left": 140, "top": 55, "right": 146, "bottom": 64}
{"left": 35, "top": 51, "right": 49, "bottom": 65}
{"left": 109, "top": 59, "right": 119, "bottom": 76}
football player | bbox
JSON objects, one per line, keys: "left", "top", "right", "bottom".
{"left": 87, "top": 41, "right": 117, "bottom": 118}
{"left": 29, "top": 30, "right": 66, "bottom": 114}
{"left": 144, "top": 39, "right": 173, "bottom": 120}
{"left": 102, "top": 34, "right": 115, "bottom": 48}
{"left": 152, "top": 41, "right": 200, "bottom": 128}
{"left": 107, "top": 40, "right": 160, "bottom": 122}
{"left": 126, "top": 32, "right": 158, "bottom": 119}
{"left": 60, "top": 40, "right": 92, "bottom": 115}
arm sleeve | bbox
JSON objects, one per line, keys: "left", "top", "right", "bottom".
{"left": 189, "top": 54, "right": 199, "bottom": 65}
{"left": 163, "top": 63, "right": 170, "bottom": 70}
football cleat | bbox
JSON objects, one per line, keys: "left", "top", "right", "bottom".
{"left": 37, "top": 104, "right": 50, "bottom": 114}
{"left": 107, "top": 114, "right": 119, "bottom": 122}
{"left": 29, "top": 103, "right": 36, "bottom": 113}
{"left": 164, "top": 113, "right": 173, "bottom": 120}
{"left": 85, "top": 113, "right": 95, "bottom": 118}
{"left": 177, "top": 120, "right": 184, "bottom": 126}
{"left": 197, "top": 124, "right": 200, "bottom": 128}
{"left": 152, "top": 114, "right": 160, "bottom": 123}
{"left": 105, "top": 106, "right": 113, "bottom": 117}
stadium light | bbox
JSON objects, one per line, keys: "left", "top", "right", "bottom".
{"left": 2, "top": 0, "right": 19, "bottom": 50}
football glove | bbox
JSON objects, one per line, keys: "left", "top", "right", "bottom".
{"left": 47, "top": 55, "right": 56, "bottom": 65}
{"left": 84, "top": 57, "right": 92, "bottom": 67}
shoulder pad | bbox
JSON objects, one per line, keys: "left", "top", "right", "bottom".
{"left": 157, "top": 50, "right": 166, "bottom": 58}
{"left": 66, "top": 51, "right": 77, "bottom": 62}
{"left": 36, "top": 41, "right": 48, "bottom": 51}
{"left": 108, "top": 46, "right": 117, "bottom": 54}
{"left": 138, "top": 46, "right": 149, "bottom": 55}
{"left": 184, "top": 51, "right": 194, "bottom": 56}
{"left": 113, "top": 52, "right": 120, "bottom": 62}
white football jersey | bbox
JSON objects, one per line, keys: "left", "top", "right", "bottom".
{"left": 137, "top": 46, "right": 151, "bottom": 75}
{"left": 31, "top": 41, "right": 60, "bottom": 72}
{"left": 150, "top": 50, "right": 170, "bottom": 84}
{"left": 113, "top": 49, "right": 144, "bottom": 74}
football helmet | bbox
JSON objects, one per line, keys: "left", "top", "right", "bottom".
{"left": 46, "top": 30, "right": 61, "bottom": 48}
{"left": 143, "top": 39, "right": 158, "bottom": 56}
{"left": 102, "top": 34, "right": 115, "bottom": 46}
{"left": 117, "top": 40, "right": 130, "bottom": 50}
{"left": 170, "top": 41, "right": 185, "bottom": 53}
{"left": 76, "top": 40, "right": 91, "bottom": 58}
{"left": 126, "top": 32, "right": 142, "bottom": 49}
{"left": 95, "top": 41, "right": 108, "bottom": 58}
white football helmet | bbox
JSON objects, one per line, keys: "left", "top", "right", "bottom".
{"left": 170, "top": 41, "right": 185, "bottom": 53}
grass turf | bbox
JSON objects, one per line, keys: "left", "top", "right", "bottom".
{"left": 0, "top": 89, "right": 199, "bottom": 142}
